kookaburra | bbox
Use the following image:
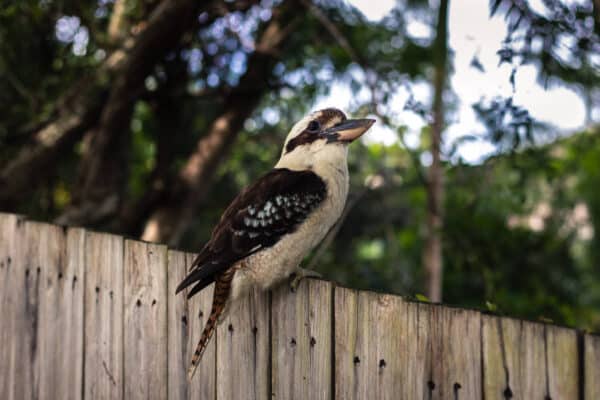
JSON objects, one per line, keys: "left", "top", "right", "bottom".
{"left": 176, "top": 108, "right": 374, "bottom": 379}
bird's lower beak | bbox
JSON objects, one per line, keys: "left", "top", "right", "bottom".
{"left": 323, "top": 118, "right": 376, "bottom": 143}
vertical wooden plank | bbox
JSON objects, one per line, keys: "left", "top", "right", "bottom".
{"left": 483, "top": 316, "right": 578, "bottom": 399}
{"left": 271, "top": 279, "right": 332, "bottom": 400}
{"left": 334, "top": 286, "right": 358, "bottom": 400}
{"left": 334, "top": 287, "right": 406, "bottom": 400}
{"left": 0, "top": 214, "right": 23, "bottom": 399}
{"left": 483, "top": 316, "right": 544, "bottom": 398}
{"left": 428, "top": 305, "right": 482, "bottom": 400}
{"left": 54, "top": 228, "right": 86, "bottom": 400}
{"left": 186, "top": 252, "right": 217, "bottom": 400}
{"left": 123, "top": 240, "right": 168, "bottom": 400}
{"left": 402, "top": 302, "right": 432, "bottom": 399}
{"left": 585, "top": 333, "right": 600, "bottom": 399}
{"left": 335, "top": 291, "right": 481, "bottom": 400}
{"left": 167, "top": 251, "right": 216, "bottom": 400}
{"left": 216, "top": 287, "right": 270, "bottom": 400}
{"left": 546, "top": 325, "right": 578, "bottom": 398}
{"left": 167, "top": 250, "right": 189, "bottom": 400}
{"left": 7, "top": 220, "right": 42, "bottom": 400}
{"left": 37, "top": 223, "right": 84, "bottom": 400}
{"left": 84, "top": 231, "right": 124, "bottom": 400}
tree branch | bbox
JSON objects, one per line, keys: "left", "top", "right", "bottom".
{"left": 55, "top": 0, "right": 204, "bottom": 226}
{"left": 140, "top": 0, "right": 301, "bottom": 245}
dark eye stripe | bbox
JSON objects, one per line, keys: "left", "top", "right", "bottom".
{"left": 307, "top": 120, "right": 320, "bottom": 132}
{"left": 284, "top": 109, "right": 348, "bottom": 154}
{"left": 285, "top": 131, "right": 319, "bottom": 153}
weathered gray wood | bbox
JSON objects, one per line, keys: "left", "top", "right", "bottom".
{"left": 186, "top": 253, "right": 217, "bottom": 399}
{"left": 37, "top": 224, "right": 84, "bottom": 400}
{"left": 6, "top": 220, "right": 43, "bottom": 400}
{"left": 401, "top": 302, "right": 431, "bottom": 399}
{"left": 84, "top": 231, "right": 124, "bottom": 400}
{"left": 482, "top": 315, "right": 579, "bottom": 399}
{"left": 166, "top": 251, "right": 216, "bottom": 400}
{"left": 585, "top": 333, "right": 600, "bottom": 400}
{"left": 546, "top": 324, "right": 579, "bottom": 397}
{"left": 53, "top": 227, "right": 86, "bottom": 400}
{"left": 0, "top": 213, "right": 23, "bottom": 399}
{"left": 334, "top": 286, "right": 406, "bottom": 400}
{"left": 123, "top": 240, "right": 168, "bottom": 400}
{"left": 427, "top": 304, "right": 482, "bottom": 400}
{"left": 335, "top": 289, "right": 481, "bottom": 400}
{"left": 167, "top": 250, "right": 189, "bottom": 400}
{"left": 333, "top": 286, "right": 357, "bottom": 400}
{"left": 271, "top": 279, "right": 333, "bottom": 400}
{"left": 1, "top": 213, "right": 592, "bottom": 400}
{"left": 216, "top": 286, "right": 270, "bottom": 400}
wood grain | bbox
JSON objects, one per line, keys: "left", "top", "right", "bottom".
{"left": 216, "top": 286, "right": 270, "bottom": 400}
{"left": 123, "top": 240, "right": 168, "bottom": 400}
{"left": 0, "top": 213, "right": 23, "bottom": 399}
{"left": 585, "top": 333, "right": 600, "bottom": 400}
{"left": 335, "top": 290, "right": 481, "bottom": 400}
{"left": 271, "top": 279, "right": 333, "bottom": 400}
{"left": 167, "top": 250, "right": 216, "bottom": 400}
{"left": 334, "top": 287, "right": 406, "bottom": 400}
{"left": 8, "top": 220, "right": 42, "bottom": 400}
{"left": 482, "top": 315, "right": 578, "bottom": 399}
{"left": 427, "top": 304, "right": 482, "bottom": 400}
{"left": 84, "top": 231, "right": 124, "bottom": 400}
{"left": 0, "top": 213, "right": 593, "bottom": 400}
{"left": 37, "top": 224, "right": 86, "bottom": 400}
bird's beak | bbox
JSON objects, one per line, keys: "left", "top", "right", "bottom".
{"left": 322, "top": 118, "right": 376, "bottom": 143}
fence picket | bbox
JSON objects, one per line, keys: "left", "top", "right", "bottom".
{"left": 123, "top": 240, "right": 168, "bottom": 400}
{"left": 167, "top": 251, "right": 216, "bottom": 400}
{"left": 483, "top": 315, "right": 578, "bottom": 399}
{"left": 271, "top": 279, "right": 333, "bottom": 400}
{"left": 585, "top": 333, "right": 600, "bottom": 399}
{"left": 216, "top": 287, "right": 270, "bottom": 400}
{"left": 84, "top": 231, "right": 124, "bottom": 400}
{"left": 0, "top": 214, "right": 593, "bottom": 399}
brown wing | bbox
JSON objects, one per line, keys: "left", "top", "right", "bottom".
{"left": 175, "top": 168, "right": 327, "bottom": 298}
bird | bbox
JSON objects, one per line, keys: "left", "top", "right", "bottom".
{"left": 176, "top": 108, "right": 375, "bottom": 380}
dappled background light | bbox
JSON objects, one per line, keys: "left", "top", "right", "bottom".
{"left": 0, "top": 0, "right": 599, "bottom": 330}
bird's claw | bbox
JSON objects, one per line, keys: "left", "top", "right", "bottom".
{"left": 289, "top": 269, "right": 322, "bottom": 291}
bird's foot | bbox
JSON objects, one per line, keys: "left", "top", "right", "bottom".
{"left": 289, "top": 268, "right": 322, "bottom": 291}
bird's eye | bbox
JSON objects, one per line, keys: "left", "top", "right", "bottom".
{"left": 307, "top": 120, "right": 320, "bottom": 132}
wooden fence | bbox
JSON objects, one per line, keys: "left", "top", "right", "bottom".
{"left": 0, "top": 212, "right": 599, "bottom": 399}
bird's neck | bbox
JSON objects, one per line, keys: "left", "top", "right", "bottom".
{"left": 275, "top": 144, "right": 348, "bottom": 174}
{"left": 275, "top": 145, "right": 349, "bottom": 202}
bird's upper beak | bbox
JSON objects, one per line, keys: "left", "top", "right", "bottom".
{"left": 322, "top": 118, "right": 376, "bottom": 143}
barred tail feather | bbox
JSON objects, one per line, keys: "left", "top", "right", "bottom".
{"left": 187, "top": 309, "right": 219, "bottom": 380}
{"left": 187, "top": 268, "right": 235, "bottom": 381}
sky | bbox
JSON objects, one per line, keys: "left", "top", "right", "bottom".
{"left": 314, "top": 0, "right": 588, "bottom": 163}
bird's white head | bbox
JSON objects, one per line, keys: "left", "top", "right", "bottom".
{"left": 275, "top": 108, "right": 375, "bottom": 171}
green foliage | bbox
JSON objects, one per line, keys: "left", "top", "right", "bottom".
{"left": 1, "top": 0, "right": 599, "bottom": 332}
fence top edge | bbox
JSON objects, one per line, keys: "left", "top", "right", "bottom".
{"left": 1, "top": 212, "right": 592, "bottom": 336}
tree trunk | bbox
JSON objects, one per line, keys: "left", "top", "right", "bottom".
{"left": 107, "top": 0, "right": 131, "bottom": 45}
{"left": 423, "top": 0, "right": 449, "bottom": 302}
{"left": 0, "top": 79, "right": 106, "bottom": 209}
{"left": 141, "top": 1, "right": 300, "bottom": 245}
{"left": 0, "top": 0, "right": 202, "bottom": 212}
{"left": 55, "top": 0, "right": 201, "bottom": 226}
